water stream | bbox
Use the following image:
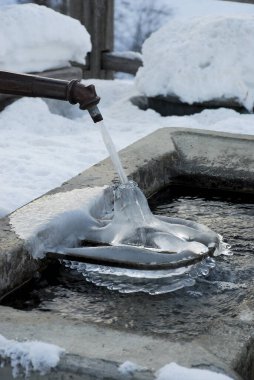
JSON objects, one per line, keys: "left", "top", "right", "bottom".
{"left": 97, "top": 121, "right": 128, "bottom": 184}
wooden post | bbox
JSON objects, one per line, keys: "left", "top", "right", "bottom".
{"left": 67, "top": 0, "right": 114, "bottom": 79}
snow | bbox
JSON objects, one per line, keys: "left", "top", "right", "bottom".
{"left": 136, "top": 11, "right": 254, "bottom": 111}
{"left": 155, "top": 362, "right": 233, "bottom": 380}
{"left": 118, "top": 360, "right": 145, "bottom": 375}
{"left": 111, "top": 51, "right": 142, "bottom": 61}
{"left": 1, "top": 77, "right": 254, "bottom": 218}
{"left": 158, "top": 0, "right": 254, "bottom": 20}
{"left": 0, "top": 334, "right": 64, "bottom": 378}
{"left": 0, "top": 3, "right": 91, "bottom": 72}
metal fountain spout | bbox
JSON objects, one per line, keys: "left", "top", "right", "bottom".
{"left": 0, "top": 71, "right": 103, "bottom": 123}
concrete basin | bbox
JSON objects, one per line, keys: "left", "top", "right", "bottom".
{"left": 0, "top": 128, "right": 253, "bottom": 379}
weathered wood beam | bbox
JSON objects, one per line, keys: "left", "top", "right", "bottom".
{"left": 102, "top": 52, "right": 143, "bottom": 75}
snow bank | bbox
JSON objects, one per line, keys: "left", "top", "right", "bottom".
{"left": 0, "top": 3, "right": 91, "bottom": 72}
{"left": 0, "top": 334, "right": 64, "bottom": 378}
{"left": 136, "top": 14, "right": 254, "bottom": 111}
{"left": 156, "top": 362, "right": 233, "bottom": 380}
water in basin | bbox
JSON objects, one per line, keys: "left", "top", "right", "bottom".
{"left": 3, "top": 186, "right": 253, "bottom": 339}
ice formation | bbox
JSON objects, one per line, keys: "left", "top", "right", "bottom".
{"left": 84, "top": 181, "right": 220, "bottom": 253}
{"left": 63, "top": 181, "right": 224, "bottom": 294}
{"left": 10, "top": 186, "right": 106, "bottom": 258}
{"left": 10, "top": 180, "right": 224, "bottom": 294}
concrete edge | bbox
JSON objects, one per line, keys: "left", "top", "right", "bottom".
{"left": 0, "top": 354, "right": 153, "bottom": 380}
{"left": 2, "top": 352, "right": 241, "bottom": 380}
{"left": 0, "top": 305, "right": 242, "bottom": 380}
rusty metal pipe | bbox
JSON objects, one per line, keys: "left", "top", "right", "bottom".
{"left": 0, "top": 71, "right": 103, "bottom": 123}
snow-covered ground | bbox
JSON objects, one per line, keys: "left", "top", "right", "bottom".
{"left": 0, "top": 0, "right": 254, "bottom": 218}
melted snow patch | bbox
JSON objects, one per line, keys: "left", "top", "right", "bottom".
{"left": 0, "top": 334, "right": 64, "bottom": 378}
{"left": 156, "top": 363, "right": 233, "bottom": 380}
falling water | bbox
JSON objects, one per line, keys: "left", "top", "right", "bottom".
{"left": 97, "top": 121, "right": 128, "bottom": 184}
